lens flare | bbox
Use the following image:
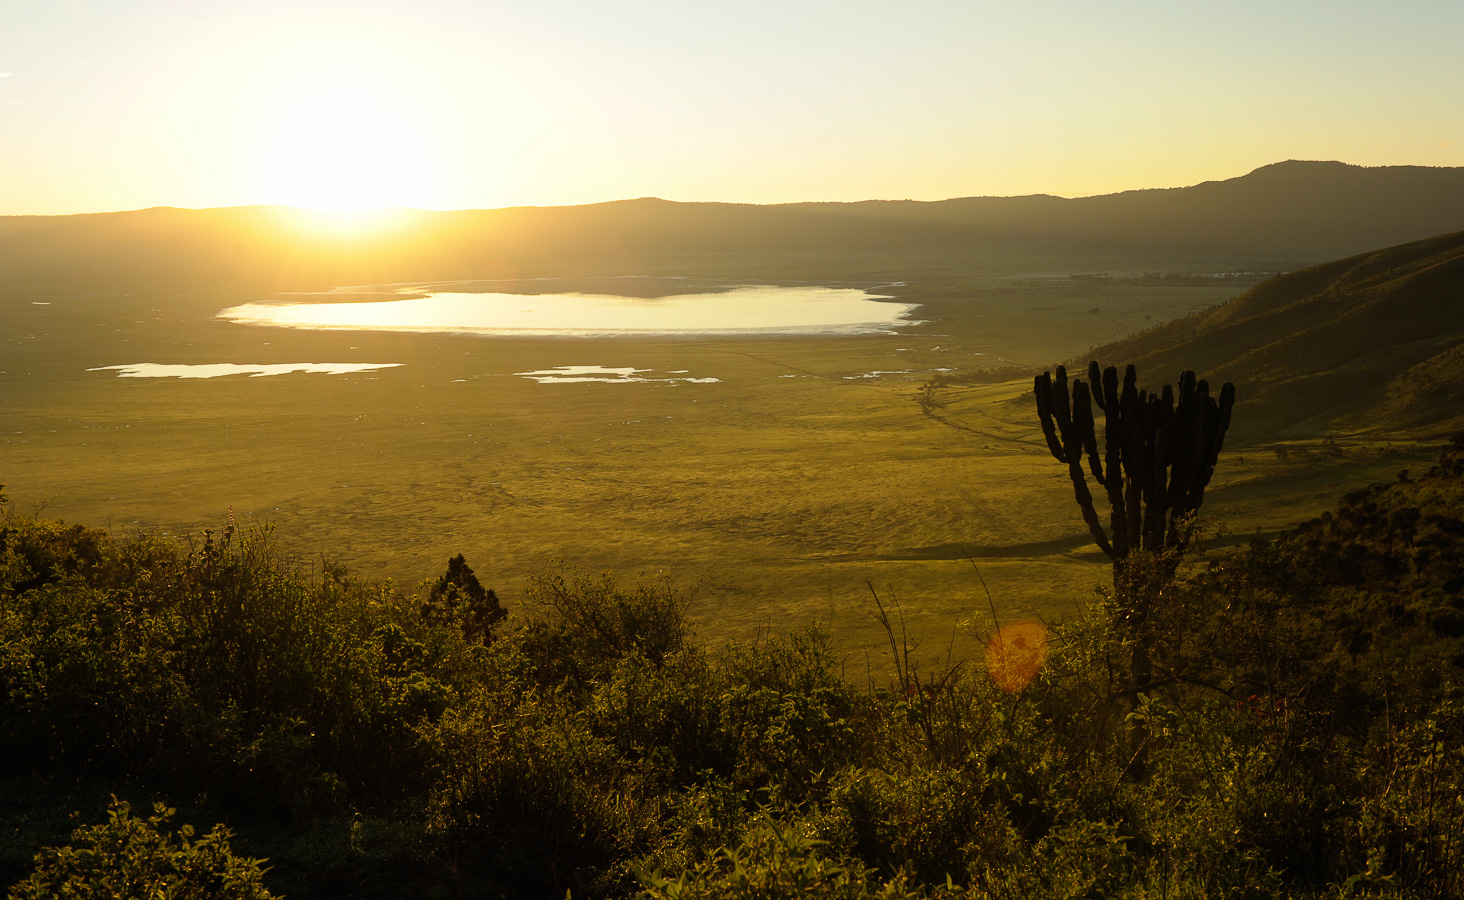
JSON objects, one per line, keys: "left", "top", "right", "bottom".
{"left": 984, "top": 621, "right": 1049, "bottom": 692}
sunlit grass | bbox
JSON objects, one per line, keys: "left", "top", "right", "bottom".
{"left": 5, "top": 252, "right": 1428, "bottom": 662}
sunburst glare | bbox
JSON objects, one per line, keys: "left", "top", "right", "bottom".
{"left": 254, "top": 77, "right": 440, "bottom": 211}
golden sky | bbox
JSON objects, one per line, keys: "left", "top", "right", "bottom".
{"left": 2, "top": 0, "right": 1461, "bottom": 214}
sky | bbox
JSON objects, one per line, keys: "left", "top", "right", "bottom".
{"left": 1, "top": 0, "right": 1461, "bottom": 214}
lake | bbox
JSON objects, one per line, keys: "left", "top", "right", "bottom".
{"left": 89, "top": 362, "right": 401, "bottom": 379}
{"left": 218, "top": 285, "right": 921, "bottom": 336}
{"left": 513, "top": 365, "right": 721, "bottom": 384}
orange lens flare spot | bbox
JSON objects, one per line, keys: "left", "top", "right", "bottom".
{"left": 984, "top": 621, "right": 1049, "bottom": 692}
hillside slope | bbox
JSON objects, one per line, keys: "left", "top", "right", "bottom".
{"left": 4, "top": 161, "right": 1464, "bottom": 292}
{"left": 1088, "top": 229, "right": 1464, "bottom": 440}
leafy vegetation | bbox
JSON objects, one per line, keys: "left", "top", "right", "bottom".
{"left": 4, "top": 434, "right": 1464, "bottom": 897}
{"left": 8, "top": 799, "right": 276, "bottom": 900}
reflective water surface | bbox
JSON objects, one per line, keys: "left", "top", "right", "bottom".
{"left": 514, "top": 365, "right": 721, "bottom": 384}
{"left": 90, "top": 363, "right": 401, "bottom": 379}
{"left": 219, "top": 285, "right": 919, "bottom": 336}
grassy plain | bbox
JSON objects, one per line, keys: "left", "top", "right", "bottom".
{"left": 0, "top": 250, "right": 1437, "bottom": 659}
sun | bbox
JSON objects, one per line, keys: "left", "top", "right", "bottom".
{"left": 255, "top": 78, "right": 441, "bottom": 211}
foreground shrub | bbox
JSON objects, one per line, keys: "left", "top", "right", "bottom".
{"left": 527, "top": 568, "right": 689, "bottom": 669}
{"left": 717, "top": 628, "right": 860, "bottom": 799}
{"left": 636, "top": 815, "right": 884, "bottom": 900}
{"left": 0, "top": 517, "right": 487, "bottom": 815}
{"left": 11, "top": 440, "right": 1464, "bottom": 898}
{"left": 819, "top": 765, "right": 1017, "bottom": 886}
{"left": 7, "top": 798, "right": 275, "bottom": 900}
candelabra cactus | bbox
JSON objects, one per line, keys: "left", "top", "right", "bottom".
{"left": 1035, "top": 362, "right": 1235, "bottom": 780}
{"left": 1035, "top": 361, "right": 1235, "bottom": 573}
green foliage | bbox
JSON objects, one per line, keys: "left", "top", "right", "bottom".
{"left": 717, "top": 629, "right": 860, "bottom": 800}
{"left": 7, "top": 798, "right": 275, "bottom": 900}
{"left": 636, "top": 815, "right": 882, "bottom": 900}
{"left": 526, "top": 568, "right": 689, "bottom": 669}
{"left": 0, "top": 518, "right": 470, "bottom": 809}
{"left": 10, "top": 441, "right": 1464, "bottom": 897}
{"left": 0, "top": 514, "right": 104, "bottom": 597}
{"left": 422, "top": 694, "right": 644, "bottom": 898}
{"left": 819, "top": 766, "right": 1018, "bottom": 885}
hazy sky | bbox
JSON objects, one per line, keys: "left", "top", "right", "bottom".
{"left": 2, "top": 0, "right": 1461, "bottom": 214}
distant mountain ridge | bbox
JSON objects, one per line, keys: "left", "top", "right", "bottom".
{"left": 4, "top": 161, "right": 1464, "bottom": 291}
{"left": 1087, "top": 228, "right": 1464, "bottom": 440}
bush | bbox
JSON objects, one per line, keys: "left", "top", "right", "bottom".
{"left": 717, "top": 629, "right": 860, "bottom": 799}
{"left": 0, "top": 511, "right": 105, "bottom": 597}
{"left": 0, "top": 519, "right": 473, "bottom": 811}
{"left": 7, "top": 798, "right": 276, "bottom": 900}
{"left": 526, "top": 569, "right": 689, "bottom": 670}
{"left": 636, "top": 815, "right": 878, "bottom": 900}
{"left": 421, "top": 695, "right": 648, "bottom": 898}
{"left": 819, "top": 766, "right": 1017, "bottom": 885}
{"left": 12, "top": 440, "right": 1464, "bottom": 898}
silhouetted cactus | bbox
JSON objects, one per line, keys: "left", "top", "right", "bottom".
{"left": 1035, "top": 362, "right": 1235, "bottom": 781}
{"left": 1035, "top": 361, "right": 1235, "bottom": 572}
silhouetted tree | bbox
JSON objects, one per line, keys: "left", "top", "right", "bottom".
{"left": 424, "top": 554, "right": 506, "bottom": 644}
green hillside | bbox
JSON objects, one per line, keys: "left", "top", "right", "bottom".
{"left": 1088, "top": 229, "right": 1464, "bottom": 440}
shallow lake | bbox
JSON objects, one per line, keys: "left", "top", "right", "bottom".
{"left": 89, "top": 363, "right": 400, "bottom": 379}
{"left": 219, "top": 285, "right": 920, "bottom": 336}
{"left": 513, "top": 365, "right": 721, "bottom": 384}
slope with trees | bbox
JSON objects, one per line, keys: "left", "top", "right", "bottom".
{"left": 1088, "top": 229, "right": 1464, "bottom": 439}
